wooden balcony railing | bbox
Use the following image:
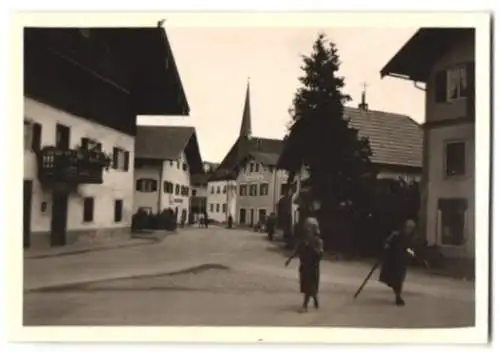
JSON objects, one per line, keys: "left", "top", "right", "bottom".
{"left": 36, "top": 146, "right": 111, "bottom": 185}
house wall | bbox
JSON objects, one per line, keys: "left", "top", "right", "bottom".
{"left": 133, "top": 152, "right": 192, "bottom": 223}
{"left": 133, "top": 164, "right": 161, "bottom": 213}
{"left": 206, "top": 180, "right": 237, "bottom": 223}
{"left": 24, "top": 97, "right": 134, "bottom": 247}
{"left": 377, "top": 169, "right": 421, "bottom": 183}
{"left": 423, "top": 34, "right": 475, "bottom": 259}
{"left": 160, "top": 153, "right": 191, "bottom": 222}
{"left": 424, "top": 123, "right": 475, "bottom": 258}
{"left": 236, "top": 161, "right": 287, "bottom": 226}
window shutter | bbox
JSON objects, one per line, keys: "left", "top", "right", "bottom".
{"left": 152, "top": 180, "right": 158, "bottom": 192}
{"left": 434, "top": 70, "right": 447, "bottom": 103}
{"left": 124, "top": 151, "right": 130, "bottom": 171}
{"left": 112, "top": 147, "right": 118, "bottom": 169}
{"left": 81, "top": 138, "right": 89, "bottom": 150}
{"left": 96, "top": 143, "right": 103, "bottom": 152}
{"left": 136, "top": 179, "right": 141, "bottom": 191}
{"left": 466, "top": 62, "right": 475, "bottom": 119}
{"left": 31, "top": 123, "right": 42, "bottom": 151}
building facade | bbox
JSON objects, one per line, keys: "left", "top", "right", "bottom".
{"left": 208, "top": 82, "right": 284, "bottom": 226}
{"left": 381, "top": 28, "right": 475, "bottom": 259}
{"left": 134, "top": 126, "right": 203, "bottom": 223}
{"left": 23, "top": 27, "right": 189, "bottom": 248}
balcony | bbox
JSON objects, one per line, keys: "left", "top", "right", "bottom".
{"left": 36, "top": 146, "right": 110, "bottom": 185}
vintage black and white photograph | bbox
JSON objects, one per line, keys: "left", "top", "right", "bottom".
{"left": 13, "top": 11, "right": 490, "bottom": 343}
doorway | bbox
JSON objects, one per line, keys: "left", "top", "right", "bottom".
{"left": 51, "top": 191, "right": 68, "bottom": 246}
{"left": 259, "top": 209, "right": 267, "bottom": 224}
{"left": 23, "top": 180, "right": 33, "bottom": 248}
{"left": 239, "top": 208, "right": 246, "bottom": 225}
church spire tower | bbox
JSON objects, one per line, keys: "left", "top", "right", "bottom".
{"left": 239, "top": 78, "right": 252, "bottom": 139}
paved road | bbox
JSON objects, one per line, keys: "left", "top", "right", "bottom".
{"left": 24, "top": 227, "right": 475, "bottom": 327}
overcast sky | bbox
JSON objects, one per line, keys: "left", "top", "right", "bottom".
{"left": 138, "top": 27, "right": 425, "bottom": 163}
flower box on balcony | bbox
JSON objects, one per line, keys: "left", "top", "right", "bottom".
{"left": 36, "top": 145, "right": 111, "bottom": 185}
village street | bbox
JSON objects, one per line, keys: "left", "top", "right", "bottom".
{"left": 24, "top": 227, "right": 474, "bottom": 327}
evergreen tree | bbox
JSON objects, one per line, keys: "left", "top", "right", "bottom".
{"left": 279, "top": 33, "right": 375, "bottom": 251}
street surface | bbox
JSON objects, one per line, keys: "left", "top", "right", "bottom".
{"left": 24, "top": 227, "right": 475, "bottom": 327}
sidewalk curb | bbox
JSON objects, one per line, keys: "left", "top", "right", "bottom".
{"left": 24, "top": 262, "right": 224, "bottom": 292}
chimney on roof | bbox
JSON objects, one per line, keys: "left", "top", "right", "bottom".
{"left": 358, "top": 82, "right": 369, "bottom": 111}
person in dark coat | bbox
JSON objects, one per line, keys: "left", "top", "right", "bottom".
{"left": 285, "top": 217, "right": 324, "bottom": 312}
{"left": 379, "top": 219, "right": 417, "bottom": 306}
{"left": 227, "top": 214, "right": 233, "bottom": 229}
{"left": 266, "top": 212, "right": 277, "bottom": 241}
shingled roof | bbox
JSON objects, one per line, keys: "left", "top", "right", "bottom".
{"left": 135, "top": 125, "right": 204, "bottom": 174}
{"left": 345, "top": 107, "right": 423, "bottom": 168}
{"left": 209, "top": 136, "right": 283, "bottom": 181}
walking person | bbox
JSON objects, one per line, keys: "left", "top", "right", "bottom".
{"left": 379, "top": 218, "right": 417, "bottom": 306}
{"left": 203, "top": 211, "right": 209, "bottom": 228}
{"left": 266, "top": 212, "right": 277, "bottom": 241}
{"left": 285, "top": 217, "right": 324, "bottom": 312}
{"left": 199, "top": 212, "right": 205, "bottom": 228}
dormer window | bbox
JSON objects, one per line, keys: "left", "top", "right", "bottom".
{"left": 435, "top": 64, "right": 472, "bottom": 103}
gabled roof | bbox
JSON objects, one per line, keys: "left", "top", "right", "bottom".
{"left": 380, "top": 28, "right": 474, "bottom": 82}
{"left": 135, "top": 125, "right": 203, "bottom": 174}
{"left": 209, "top": 136, "right": 283, "bottom": 181}
{"left": 277, "top": 107, "right": 423, "bottom": 171}
{"left": 345, "top": 107, "right": 423, "bottom": 168}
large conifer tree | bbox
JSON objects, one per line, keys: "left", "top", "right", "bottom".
{"left": 280, "top": 33, "right": 375, "bottom": 250}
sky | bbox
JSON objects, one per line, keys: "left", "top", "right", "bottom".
{"left": 137, "top": 27, "right": 426, "bottom": 163}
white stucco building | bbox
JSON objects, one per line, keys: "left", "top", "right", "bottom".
{"left": 134, "top": 126, "right": 203, "bottom": 223}
{"left": 23, "top": 27, "right": 190, "bottom": 249}
{"left": 382, "top": 28, "right": 475, "bottom": 260}
{"left": 206, "top": 179, "right": 237, "bottom": 223}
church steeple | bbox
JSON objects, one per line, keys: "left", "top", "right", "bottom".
{"left": 239, "top": 79, "right": 252, "bottom": 139}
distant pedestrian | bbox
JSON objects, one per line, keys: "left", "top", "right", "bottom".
{"left": 227, "top": 214, "right": 233, "bottom": 229}
{"left": 379, "top": 219, "right": 417, "bottom": 306}
{"left": 203, "top": 211, "right": 209, "bottom": 228}
{"left": 285, "top": 217, "right": 323, "bottom": 312}
{"left": 266, "top": 212, "right": 277, "bottom": 241}
{"left": 199, "top": 212, "right": 205, "bottom": 228}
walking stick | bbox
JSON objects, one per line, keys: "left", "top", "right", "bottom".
{"left": 353, "top": 260, "right": 380, "bottom": 300}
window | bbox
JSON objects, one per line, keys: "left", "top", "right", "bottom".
{"left": 192, "top": 189, "right": 197, "bottom": 196}
{"left": 55, "top": 124, "right": 70, "bottom": 149}
{"left": 445, "top": 141, "right": 466, "bottom": 177}
{"left": 81, "top": 137, "right": 102, "bottom": 152}
{"left": 211, "top": 186, "right": 215, "bottom": 194}
{"left": 260, "top": 183, "right": 269, "bottom": 196}
{"left": 280, "top": 183, "right": 288, "bottom": 196}
{"left": 114, "top": 199, "right": 123, "bottom": 222}
{"left": 210, "top": 203, "right": 214, "bottom": 212}
{"left": 175, "top": 184, "right": 180, "bottom": 195}
{"left": 216, "top": 186, "right": 221, "bottom": 194}
{"left": 435, "top": 64, "right": 473, "bottom": 103}
{"left": 249, "top": 184, "right": 258, "bottom": 196}
{"left": 24, "top": 120, "right": 42, "bottom": 151}
{"left": 182, "top": 163, "right": 187, "bottom": 171}
{"left": 169, "top": 160, "right": 173, "bottom": 166}
{"left": 223, "top": 186, "right": 227, "bottom": 194}
{"left": 240, "top": 185, "right": 247, "bottom": 196}
{"left": 83, "top": 197, "right": 94, "bottom": 222}
{"left": 216, "top": 204, "right": 220, "bottom": 213}
{"left": 136, "top": 179, "right": 158, "bottom": 192}
{"left": 222, "top": 203, "right": 227, "bottom": 214}
{"left": 255, "top": 164, "right": 260, "bottom": 173}
{"left": 112, "top": 147, "right": 130, "bottom": 171}
{"left": 438, "top": 198, "right": 467, "bottom": 246}
{"left": 163, "top": 181, "right": 174, "bottom": 194}
{"left": 249, "top": 163, "right": 254, "bottom": 172}
{"left": 181, "top": 186, "right": 189, "bottom": 196}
